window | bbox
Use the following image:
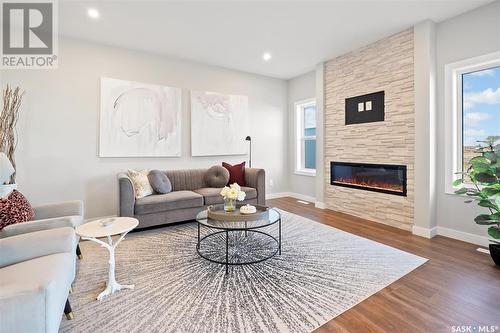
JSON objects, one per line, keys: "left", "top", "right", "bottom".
{"left": 461, "top": 66, "right": 500, "bottom": 175}
{"left": 445, "top": 52, "right": 500, "bottom": 193}
{"left": 295, "top": 99, "right": 316, "bottom": 176}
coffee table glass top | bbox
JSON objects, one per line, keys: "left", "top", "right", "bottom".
{"left": 196, "top": 207, "right": 280, "bottom": 230}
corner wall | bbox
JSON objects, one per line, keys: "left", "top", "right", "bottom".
{"left": 324, "top": 29, "right": 415, "bottom": 230}
{"left": 287, "top": 71, "right": 316, "bottom": 199}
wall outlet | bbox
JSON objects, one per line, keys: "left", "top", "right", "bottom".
{"left": 269, "top": 179, "right": 274, "bottom": 187}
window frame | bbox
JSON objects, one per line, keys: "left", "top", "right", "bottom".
{"left": 295, "top": 98, "right": 317, "bottom": 176}
{"left": 444, "top": 51, "right": 500, "bottom": 194}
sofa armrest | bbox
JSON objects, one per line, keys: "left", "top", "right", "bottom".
{"left": 33, "top": 200, "right": 83, "bottom": 220}
{"left": 0, "top": 227, "right": 75, "bottom": 268}
{"left": 118, "top": 173, "right": 135, "bottom": 217}
{"left": 245, "top": 168, "right": 266, "bottom": 205}
{"left": 0, "top": 216, "right": 82, "bottom": 239}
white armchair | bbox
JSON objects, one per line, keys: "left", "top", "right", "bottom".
{"left": 0, "top": 200, "right": 85, "bottom": 258}
{"left": 0, "top": 227, "right": 76, "bottom": 333}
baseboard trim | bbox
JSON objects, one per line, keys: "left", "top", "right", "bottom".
{"left": 315, "top": 202, "right": 326, "bottom": 209}
{"left": 412, "top": 225, "right": 490, "bottom": 247}
{"left": 269, "top": 195, "right": 490, "bottom": 247}
{"left": 267, "top": 192, "right": 316, "bottom": 203}
{"left": 436, "top": 226, "right": 490, "bottom": 247}
{"left": 412, "top": 226, "right": 438, "bottom": 239}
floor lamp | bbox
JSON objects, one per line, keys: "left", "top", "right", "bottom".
{"left": 245, "top": 136, "right": 252, "bottom": 168}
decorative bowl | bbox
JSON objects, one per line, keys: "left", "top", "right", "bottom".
{"left": 100, "top": 218, "right": 116, "bottom": 227}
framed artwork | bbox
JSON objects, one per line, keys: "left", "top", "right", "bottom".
{"left": 190, "top": 91, "right": 249, "bottom": 156}
{"left": 99, "top": 77, "right": 181, "bottom": 157}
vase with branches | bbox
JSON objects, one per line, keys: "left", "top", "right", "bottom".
{"left": 0, "top": 85, "right": 24, "bottom": 184}
{"left": 453, "top": 136, "right": 500, "bottom": 265}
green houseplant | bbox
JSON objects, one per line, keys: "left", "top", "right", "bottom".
{"left": 453, "top": 136, "right": 500, "bottom": 265}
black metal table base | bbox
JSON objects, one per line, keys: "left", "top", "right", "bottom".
{"left": 197, "top": 217, "right": 282, "bottom": 274}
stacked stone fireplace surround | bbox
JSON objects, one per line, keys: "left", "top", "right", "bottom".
{"left": 324, "top": 28, "right": 415, "bottom": 231}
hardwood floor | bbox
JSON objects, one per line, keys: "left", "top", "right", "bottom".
{"left": 267, "top": 197, "right": 500, "bottom": 333}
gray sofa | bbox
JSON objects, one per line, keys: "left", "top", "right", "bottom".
{"left": 0, "top": 227, "right": 76, "bottom": 333}
{"left": 119, "top": 168, "right": 265, "bottom": 229}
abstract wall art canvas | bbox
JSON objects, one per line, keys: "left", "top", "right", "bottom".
{"left": 190, "top": 91, "right": 249, "bottom": 156}
{"left": 100, "top": 77, "right": 182, "bottom": 157}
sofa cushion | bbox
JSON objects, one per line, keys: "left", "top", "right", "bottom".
{"left": 241, "top": 187, "right": 258, "bottom": 200}
{"left": 195, "top": 187, "right": 257, "bottom": 206}
{"left": 204, "top": 166, "right": 230, "bottom": 188}
{"left": 128, "top": 169, "right": 153, "bottom": 199}
{"left": 148, "top": 170, "right": 172, "bottom": 194}
{"left": 222, "top": 161, "right": 246, "bottom": 186}
{"left": 194, "top": 188, "right": 224, "bottom": 205}
{"left": 135, "top": 191, "right": 203, "bottom": 215}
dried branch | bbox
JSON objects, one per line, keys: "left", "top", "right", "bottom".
{"left": 1, "top": 85, "right": 24, "bottom": 184}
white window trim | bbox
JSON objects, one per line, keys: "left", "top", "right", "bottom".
{"left": 444, "top": 51, "right": 500, "bottom": 194}
{"left": 295, "top": 98, "right": 317, "bottom": 177}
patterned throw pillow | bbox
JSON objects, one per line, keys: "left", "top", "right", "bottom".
{"left": 128, "top": 169, "right": 154, "bottom": 199}
{"left": 0, "top": 190, "right": 35, "bottom": 230}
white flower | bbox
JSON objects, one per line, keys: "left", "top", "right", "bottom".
{"left": 230, "top": 183, "right": 241, "bottom": 191}
{"left": 220, "top": 187, "right": 229, "bottom": 197}
{"left": 237, "top": 190, "right": 246, "bottom": 201}
{"left": 227, "top": 188, "right": 239, "bottom": 200}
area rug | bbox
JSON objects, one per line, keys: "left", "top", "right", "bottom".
{"left": 60, "top": 209, "right": 427, "bottom": 333}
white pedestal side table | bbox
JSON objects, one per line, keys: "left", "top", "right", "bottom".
{"left": 76, "top": 217, "right": 139, "bottom": 301}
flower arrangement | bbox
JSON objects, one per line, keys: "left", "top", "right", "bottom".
{"left": 220, "top": 183, "right": 246, "bottom": 212}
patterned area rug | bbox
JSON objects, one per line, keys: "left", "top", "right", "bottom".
{"left": 60, "top": 210, "right": 427, "bottom": 333}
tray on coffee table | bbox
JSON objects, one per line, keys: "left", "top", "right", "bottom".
{"left": 207, "top": 204, "right": 269, "bottom": 222}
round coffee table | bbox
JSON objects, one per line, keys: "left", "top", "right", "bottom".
{"left": 76, "top": 217, "right": 139, "bottom": 301}
{"left": 196, "top": 206, "right": 281, "bottom": 274}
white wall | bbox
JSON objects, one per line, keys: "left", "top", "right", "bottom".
{"left": 286, "top": 71, "right": 316, "bottom": 199}
{"left": 435, "top": 1, "right": 500, "bottom": 243}
{"left": 1, "top": 37, "right": 288, "bottom": 218}
{"left": 413, "top": 20, "right": 437, "bottom": 237}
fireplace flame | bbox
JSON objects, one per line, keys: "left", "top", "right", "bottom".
{"left": 333, "top": 178, "right": 404, "bottom": 193}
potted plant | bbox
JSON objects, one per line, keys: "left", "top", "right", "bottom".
{"left": 453, "top": 136, "right": 500, "bottom": 265}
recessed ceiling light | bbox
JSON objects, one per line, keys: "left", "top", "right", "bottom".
{"left": 262, "top": 52, "right": 272, "bottom": 62}
{"left": 87, "top": 8, "right": 100, "bottom": 19}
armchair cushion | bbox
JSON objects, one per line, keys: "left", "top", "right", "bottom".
{"left": 0, "top": 215, "right": 82, "bottom": 239}
{"left": 0, "top": 190, "right": 34, "bottom": 230}
{"left": 0, "top": 252, "right": 75, "bottom": 333}
{"left": 32, "top": 200, "right": 83, "bottom": 220}
{"left": 0, "top": 227, "right": 76, "bottom": 268}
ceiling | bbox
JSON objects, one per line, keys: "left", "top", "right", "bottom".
{"left": 60, "top": 0, "right": 493, "bottom": 79}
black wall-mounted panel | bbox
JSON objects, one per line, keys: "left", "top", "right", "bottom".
{"left": 345, "top": 91, "right": 384, "bottom": 125}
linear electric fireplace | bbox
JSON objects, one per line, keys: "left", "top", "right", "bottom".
{"left": 330, "top": 162, "right": 407, "bottom": 196}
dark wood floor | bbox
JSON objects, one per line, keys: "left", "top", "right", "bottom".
{"left": 267, "top": 197, "right": 500, "bottom": 333}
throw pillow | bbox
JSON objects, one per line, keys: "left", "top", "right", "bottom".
{"left": 0, "top": 190, "right": 35, "bottom": 230}
{"left": 128, "top": 169, "right": 154, "bottom": 199}
{"left": 204, "top": 166, "right": 230, "bottom": 188}
{"left": 148, "top": 170, "right": 172, "bottom": 194}
{"left": 222, "top": 161, "right": 246, "bottom": 186}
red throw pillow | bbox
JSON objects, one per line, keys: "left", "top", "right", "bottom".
{"left": 222, "top": 162, "right": 246, "bottom": 186}
{"left": 0, "top": 190, "right": 35, "bottom": 230}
